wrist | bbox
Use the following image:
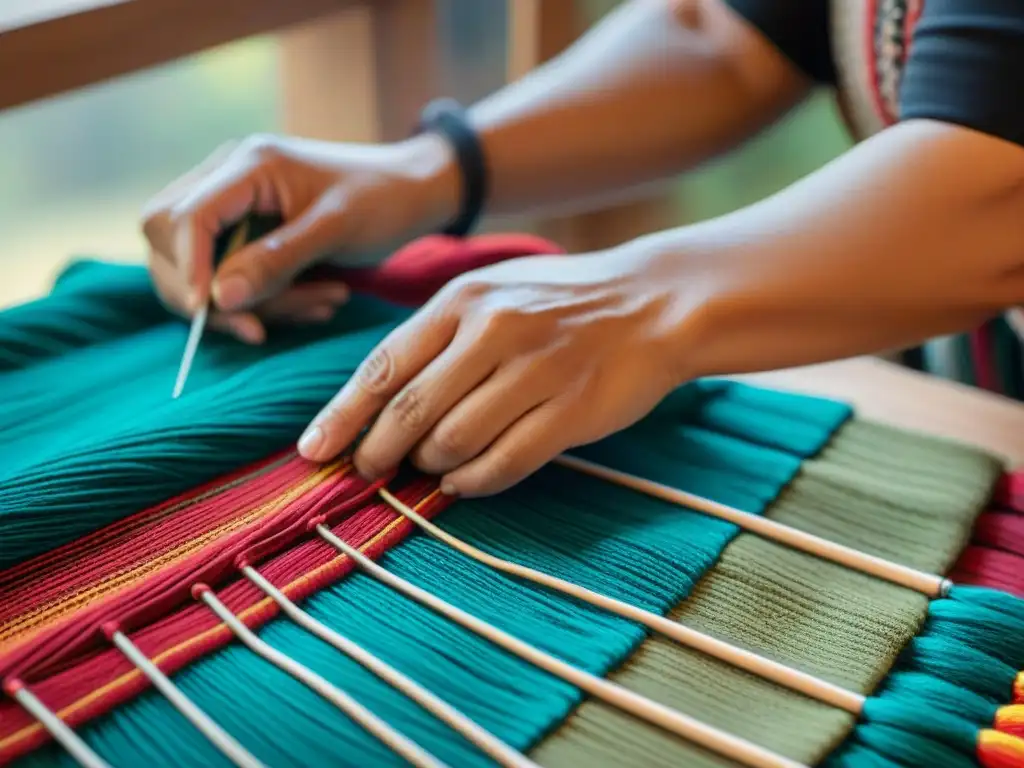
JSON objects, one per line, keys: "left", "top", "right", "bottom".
{"left": 607, "top": 232, "right": 731, "bottom": 386}
{"left": 389, "top": 133, "right": 461, "bottom": 235}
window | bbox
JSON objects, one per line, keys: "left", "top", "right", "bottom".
{"left": 0, "top": 37, "right": 279, "bottom": 308}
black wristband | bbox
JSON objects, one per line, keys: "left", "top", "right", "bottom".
{"left": 416, "top": 98, "right": 487, "bottom": 237}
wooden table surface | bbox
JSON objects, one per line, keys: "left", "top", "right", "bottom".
{"left": 739, "top": 357, "right": 1024, "bottom": 467}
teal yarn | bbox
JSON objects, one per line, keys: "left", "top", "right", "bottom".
{"left": 949, "top": 584, "right": 1024, "bottom": 622}
{"left": 829, "top": 590, "right": 1024, "bottom": 767}
{"left": 860, "top": 698, "right": 979, "bottom": 756}
{"left": 874, "top": 671, "right": 998, "bottom": 724}
{"left": 10, "top": 258, "right": 1024, "bottom": 768}
{"left": 849, "top": 724, "right": 977, "bottom": 768}
{"left": 824, "top": 743, "right": 907, "bottom": 768}
{"left": 896, "top": 636, "right": 1014, "bottom": 704}
{"left": 14, "top": 387, "right": 847, "bottom": 767}
{"left": 0, "top": 264, "right": 414, "bottom": 568}
{"left": 0, "top": 260, "right": 848, "bottom": 571}
{"left": 924, "top": 598, "right": 1024, "bottom": 669}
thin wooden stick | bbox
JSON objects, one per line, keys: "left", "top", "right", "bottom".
{"left": 242, "top": 566, "right": 539, "bottom": 768}
{"left": 4, "top": 680, "right": 110, "bottom": 768}
{"left": 553, "top": 454, "right": 951, "bottom": 598}
{"left": 195, "top": 585, "right": 448, "bottom": 768}
{"left": 316, "top": 524, "right": 807, "bottom": 768}
{"left": 107, "top": 627, "right": 265, "bottom": 768}
{"left": 377, "top": 488, "right": 866, "bottom": 714}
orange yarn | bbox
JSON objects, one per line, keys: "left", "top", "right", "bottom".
{"left": 978, "top": 729, "right": 1024, "bottom": 768}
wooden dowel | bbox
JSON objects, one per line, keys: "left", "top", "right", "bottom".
{"left": 196, "top": 585, "right": 447, "bottom": 768}
{"left": 553, "top": 454, "right": 951, "bottom": 599}
{"left": 242, "top": 566, "right": 539, "bottom": 768}
{"left": 317, "top": 524, "right": 807, "bottom": 768}
{"left": 377, "top": 488, "right": 866, "bottom": 715}
{"left": 5, "top": 681, "right": 110, "bottom": 768}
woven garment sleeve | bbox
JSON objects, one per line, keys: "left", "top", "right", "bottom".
{"left": 722, "top": 0, "right": 835, "bottom": 84}
{"left": 901, "top": 0, "right": 1024, "bottom": 148}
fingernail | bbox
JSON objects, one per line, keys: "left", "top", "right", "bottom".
{"left": 213, "top": 275, "right": 252, "bottom": 310}
{"left": 298, "top": 426, "right": 324, "bottom": 458}
{"left": 328, "top": 285, "right": 350, "bottom": 304}
{"left": 440, "top": 480, "right": 458, "bottom": 497}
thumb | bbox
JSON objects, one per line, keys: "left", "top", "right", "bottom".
{"left": 213, "top": 190, "right": 351, "bottom": 311}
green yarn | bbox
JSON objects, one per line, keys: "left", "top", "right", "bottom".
{"left": 516, "top": 420, "right": 1008, "bottom": 768}
{"left": 7, "top": 259, "right": 1023, "bottom": 768}
{"left": 14, "top": 378, "right": 849, "bottom": 768}
{"left": 512, "top": 421, "right": 1007, "bottom": 768}
{"left": 5, "top": 260, "right": 855, "bottom": 767}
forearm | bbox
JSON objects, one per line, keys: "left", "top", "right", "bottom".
{"left": 461, "top": 0, "right": 808, "bottom": 218}
{"left": 635, "top": 120, "right": 1024, "bottom": 380}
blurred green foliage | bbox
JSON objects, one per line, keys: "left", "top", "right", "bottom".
{"left": 678, "top": 91, "right": 851, "bottom": 223}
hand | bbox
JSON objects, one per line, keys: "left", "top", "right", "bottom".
{"left": 296, "top": 247, "right": 688, "bottom": 497}
{"left": 142, "top": 133, "right": 458, "bottom": 342}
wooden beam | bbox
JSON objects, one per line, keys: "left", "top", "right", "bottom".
{"left": 507, "top": 0, "right": 579, "bottom": 82}
{"left": 507, "top": 0, "right": 678, "bottom": 251}
{"left": 280, "top": 0, "right": 438, "bottom": 143}
{"left": 0, "top": 0, "right": 350, "bottom": 113}
{"left": 370, "top": 0, "right": 439, "bottom": 141}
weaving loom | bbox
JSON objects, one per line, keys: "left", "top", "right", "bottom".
{"left": 3, "top": 228, "right": 1024, "bottom": 768}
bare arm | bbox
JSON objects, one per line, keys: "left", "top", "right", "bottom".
{"left": 640, "top": 121, "right": 1024, "bottom": 379}
{"left": 443, "top": 0, "right": 812, "bottom": 218}
{"left": 143, "top": 0, "right": 812, "bottom": 338}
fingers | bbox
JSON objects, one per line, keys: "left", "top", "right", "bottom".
{"left": 441, "top": 398, "right": 575, "bottom": 497}
{"left": 208, "top": 312, "right": 266, "bottom": 345}
{"left": 256, "top": 282, "right": 350, "bottom": 323}
{"left": 170, "top": 157, "right": 275, "bottom": 302}
{"left": 148, "top": 248, "right": 188, "bottom": 316}
{"left": 410, "top": 360, "right": 554, "bottom": 475}
{"left": 350, "top": 333, "right": 499, "bottom": 479}
{"left": 297, "top": 307, "right": 460, "bottom": 464}
{"left": 214, "top": 190, "right": 351, "bottom": 312}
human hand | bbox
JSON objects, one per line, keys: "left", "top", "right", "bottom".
{"left": 142, "top": 133, "right": 458, "bottom": 343}
{"left": 296, "top": 247, "right": 689, "bottom": 497}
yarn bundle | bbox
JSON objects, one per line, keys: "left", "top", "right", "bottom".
{"left": 2, "top": 231, "right": 1024, "bottom": 767}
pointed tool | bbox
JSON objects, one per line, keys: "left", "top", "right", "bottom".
{"left": 171, "top": 218, "right": 251, "bottom": 399}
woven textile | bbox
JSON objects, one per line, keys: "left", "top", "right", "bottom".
{"left": 2, "top": 375, "right": 848, "bottom": 766}
{"left": 534, "top": 420, "right": 1004, "bottom": 767}
{"left": 4, "top": 240, "right": 1024, "bottom": 768}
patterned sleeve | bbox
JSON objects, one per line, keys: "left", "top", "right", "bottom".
{"left": 722, "top": 0, "right": 836, "bottom": 84}
{"left": 901, "top": 0, "right": 1024, "bottom": 148}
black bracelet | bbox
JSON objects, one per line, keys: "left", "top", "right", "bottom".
{"left": 416, "top": 98, "right": 488, "bottom": 237}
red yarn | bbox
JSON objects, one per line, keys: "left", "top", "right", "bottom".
{"left": 991, "top": 471, "right": 1024, "bottom": 515}
{"left": 950, "top": 496, "right": 1024, "bottom": 596}
{"left": 951, "top": 544, "right": 1024, "bottom": 597}
{"left": 968, "top": 323, "right": 999, "bottom": 393}
{"left": 0, "top": 477, "right": 451, "bottom": 765}
{"left": 315, "top": 233, "right": 566, "bottom": 307}
{"left": 972, "top": 513, "right": 1024, "bottom": 557}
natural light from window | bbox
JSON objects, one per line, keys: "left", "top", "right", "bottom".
{"left": 0, "top": 37, "right": 279, "bottom": 309}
